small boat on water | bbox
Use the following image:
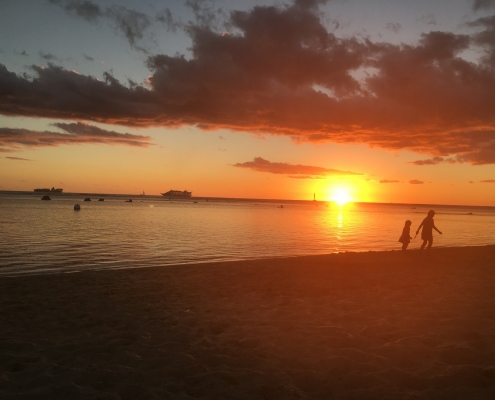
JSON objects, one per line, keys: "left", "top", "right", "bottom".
{"left": 34, "top": 187, "right": 63, "bottom": 193}
{"left": 161, "top": 190, "right": 192, "bottom": 198}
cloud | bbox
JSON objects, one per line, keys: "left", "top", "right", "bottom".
{"left": 233, "top": 157, "right": 362, "bottom": 178}
{"left": 480, "top": 179, "right": 495, "bottom": 183}
{"left": 48, "top": 0, "right": 101, "bottom": 21}
{"left": 0, "top": 122, "right": 153, "bottom": 152}
{"left": 385, "top": 23, "right": 402, "bottom": 33}
{"left": 379, "top": 179, "right": 400, "bottom": 183}
{"left": 468, "top": 180, "right": 474, "bottom": 183}
{"left": 40, "top": 52, "right": 58, "bottom": 61}
{"left": 418, "top": 13, "right": 437, "bottom": 26}
{"left": 409, "top": 157, "right": 444, "bottom": 165}
{"left": 49, "top": 0, "right": 152, "bottom": 51}
{"left": 287, "top": 175, "right": 325, "bottom": 179}
{"left": 84, "top": 54, "right": 94, "bottom": 62}
{"left": 5, "top": 156, "right": 33, "bottom": 161}
{"left": 156, "top": 8, "right": 180, "bottom": 32}
{"left": 473, "top": 0, "right": 495, "bottom": 11}
{"left": 409, "top": 179, "right": 425, "bottom": 184}
{"left": 2, "top": 1, "right": 495, "bottom": 164}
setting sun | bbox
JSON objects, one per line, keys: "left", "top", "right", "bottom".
{"left": 331, "top": 188, "right": 352, "bottom": 205}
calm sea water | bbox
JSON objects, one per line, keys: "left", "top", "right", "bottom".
{"left": 1, "top": 192, "right": 495, "bottom": 276}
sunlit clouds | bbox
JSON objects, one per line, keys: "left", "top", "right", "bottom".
{"left": 232, "top": 157, "right": 362, "bottom": 179}
{"left": 0, "top": 122, "right": 153, "bottom": 153}
{"left": 2, "top": 1, "right": 495, "bottom": 164}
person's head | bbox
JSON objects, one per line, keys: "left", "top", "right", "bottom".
{"left": 405, "top": 220, "right": 411, "bottom": 226}
{"left": 427, "top": 210, "right": 435, "bottom": 218}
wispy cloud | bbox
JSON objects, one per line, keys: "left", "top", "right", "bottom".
{"left": 480, "top": 179, "right": 495, "bottom": 183}
{"left": 380, "top": 179, "right": 400, "bottom": 183}
{"left": 39, "top": 52, "right": 58, "bottom": 61}
{"left": 385, "top": 22, "right": 402, "bottom": 33}
{"left": 409, "top": 156, "right": 454, "bottom": 165}
{"left": 409, "top": 179, "right": 425, "bottom": 184}
{"left": 5, "top": 156, "right": 33, "bottom": 161}
{"left": 233, "top": 157, "right": 362, "bottom": 178}
{"left": 48, "top": 0, "right": 153, "bottom": 52}
{"left": 0, "top": 122, "right": 153, "bottom": 152}
{"left": 472, "top": 0, "right": 495, "bottom": 11}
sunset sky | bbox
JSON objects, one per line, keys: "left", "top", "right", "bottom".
{"left": 1, "top": 0, "right": 495, "bottom": 205}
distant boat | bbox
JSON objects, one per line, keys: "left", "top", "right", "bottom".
{"left": 161, "top": 190, "right": 192, "bottom": 198}
{"left": 139, "top": 190, "right": 145, "bottom": 196}
{"left": 34, "top": 187, "right": 63, "bottom": 193}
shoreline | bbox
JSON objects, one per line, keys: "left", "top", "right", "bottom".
{"left": 1, "top": 244, "right": 494, "bottom": 278}
{"left": 2, "top": 245, "right": 495, "bottom": 398}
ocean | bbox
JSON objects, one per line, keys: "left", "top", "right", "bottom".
{"left": 1, "top": 191, "right": 495, "bottom": 276}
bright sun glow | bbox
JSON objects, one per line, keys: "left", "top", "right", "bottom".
{"left": 331, "top": 188, "right": 352, "bottom": 205}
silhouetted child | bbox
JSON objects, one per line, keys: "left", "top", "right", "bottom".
{"left": 416, "top": 210, "right": 442, "bottom": 252}
{"left": 398, "top": 220, "right": 412, "bottom": 251}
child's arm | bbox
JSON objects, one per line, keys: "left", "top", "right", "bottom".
{"left": 433, "top": 223, "right": 442, "bottom": 234}
{"left": 416, "top": 221, "right": 424, "bottom": 235}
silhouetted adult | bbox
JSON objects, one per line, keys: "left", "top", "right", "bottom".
{"left": 416, "top": 210, "right": 442, "bottom": 251}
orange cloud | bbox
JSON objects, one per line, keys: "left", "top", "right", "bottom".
{"left": 0, "top": 122, "right": 152, "bottom": 152}
{"left": 233, "top": 157, "right": 362, "bottom": 178}
{"left": 409, "top": 179, "right": 425, "bottom": 184}
{"left": 5, "top": 156, "right": 33, "bottom": 161}
{"left": 380, "top": 179, "right": 400, "bottom": 183}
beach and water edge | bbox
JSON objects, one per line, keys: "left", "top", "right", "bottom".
{"left": 2, "top": 245, "right": 495, "bottom": 399}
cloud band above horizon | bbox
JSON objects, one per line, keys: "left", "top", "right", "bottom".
{"left": 233, "top": 157, "right": 362, "bottom": 179}
{"left": 0, "top": 122, "right": 153, "bottom": 153}
{"left": 2, "top": 1, "right": 495, "bottom": 163}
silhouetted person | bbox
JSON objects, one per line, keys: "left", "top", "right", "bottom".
{"left": 416, "top": 210, "right": 442, "bottom": 252}
{"left": 398, "top": 220, "right": 412, "bottom": 251}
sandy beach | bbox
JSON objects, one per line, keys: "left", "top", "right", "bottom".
{"left": 2, "top": 246, "right": 495, "bottom": 399}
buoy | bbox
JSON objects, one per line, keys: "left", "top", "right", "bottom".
{"left": 74, "top": 204, "right": 80, "bottom": 210}
{"left": 41, "top": 195, "right": 51, "bottom": 201}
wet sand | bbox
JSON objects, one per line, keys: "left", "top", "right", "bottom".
{"left": 2, "top": 246, "right": 495, "bottom": 399}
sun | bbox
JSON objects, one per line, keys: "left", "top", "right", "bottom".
{"left": 330, "top": 188, "right": 352, "bottom": 205}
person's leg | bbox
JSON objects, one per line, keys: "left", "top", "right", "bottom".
{"left": 426, "top": 238, "right": 433, "bottom": 251}
{"left": 420, "top": 240, "right": 427, "bottom": 250}
{"left": 402, "top": 243, "right": 407, "bottom": 251}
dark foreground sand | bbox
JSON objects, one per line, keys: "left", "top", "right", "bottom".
{"left": 2, "top": 246, "right": 495, "bottom": 399}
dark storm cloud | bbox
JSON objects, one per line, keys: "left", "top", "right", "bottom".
{"left": 379, "top": 179, "right": 400, "bottom": 183}
{"left": 0, "top": 122, "right": 152, "bottom": 153}
{"left": 233, "top": 157, "right": 362, "bottom": 178}
{"left": 409, "top": 180, "right": 425, "bottom": 184}
{"left": 3, "top": 1, "right": 495, "bottom": 163}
